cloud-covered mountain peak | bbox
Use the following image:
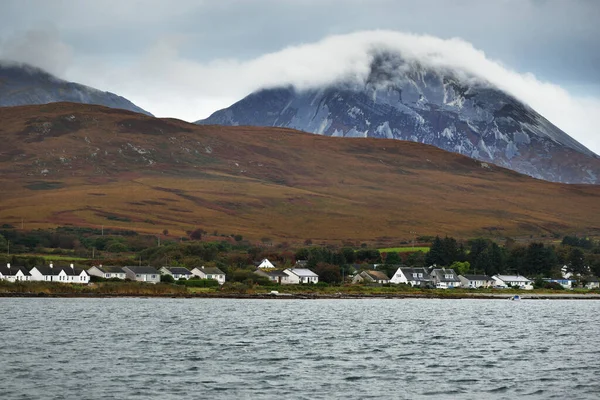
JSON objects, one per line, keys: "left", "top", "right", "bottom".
{"left": 198, "top": 49, "right": 599, "bottom": 184}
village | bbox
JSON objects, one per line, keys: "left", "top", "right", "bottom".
{"left": 1, "top": 257, "right": 598, "bottom": 292}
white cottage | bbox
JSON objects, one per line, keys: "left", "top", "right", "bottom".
{"left": 492, "top": 275, "right": 534, "bottom": 290}
{"left": 430, "top": 268, "right": 462, "bottom": 289}
{"left": 159, "top": 266, "right": 193, "bottom": 280}
{"left": 29, "top": 264, "right": 89, "bottom": 284}
{"left": 458, "top": 274, "right": 495, "bottom": 289}
{"left": 390, "top": 267, "right": 432, "bottom": 286}
{"left": 0, "top": 263, "right": 31, "bottom": 282}
{"left": 87, "top": 265, "right": 127, "bottom": 280}
{"left": 283, "top": 268, "right": 319, "bottom": 284}
{"left": 254, "top": 269, "right": 290, "bottom": 284}
{"left": 191, "top": 266, "right": 226, "bottom": 285}
{"left": 122, "top": 266, "right": 161, "bottom": 283}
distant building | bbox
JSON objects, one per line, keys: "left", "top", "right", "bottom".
{"left": 543, "top": 278, "right": 576, "bottom": 290}
{"left": 87, "top": 265, "right": 127, "bottom": 280}
{"left": 492, "top": 275, "right": 533, "bottom": 290}
{"left": 352, "top": 270, "right": 390, "bottom": 284}
{"left": 584, "top": 277, "right": 600, "bottom": 290}
{"left": 430, "top": 268, "right": 461, "bottom": 289}
{"left": 159, "top": 267, "right": 193, "bottom": 280}
{"left": 255, "top": 259, "right": 276, "bottom": 269}
{"left": 283, "top": 268, "right": 318, "bottom": 284}
{"left": 122, "top": 266, "right": 160, "bottom": 284}
{"left": 0, "top": 263, "right": 31, "bottom": 282}
{"left": 255, "top": 269, "right": 290, "bottom": 284}
{"left": 191, "top": 266, "right": 226, "bottom": 285}
{"left": 390, "top": 267, "right": 432, "bottom": 287}
{"left": 459, "top": 275, "right": 495, "bottom": 289}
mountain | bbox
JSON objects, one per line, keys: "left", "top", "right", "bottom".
{"left": 0, "top": 62, "right": 152, "bottom": 116}
{"left": 1, "top": 103, "right": 600, "bottom": 242}
{"left": 198, "top": 53, "right": 600, "bottom": 184}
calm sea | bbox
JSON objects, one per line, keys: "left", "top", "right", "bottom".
{"left": 1, "top": 298, "right": 599, "bottom": 399}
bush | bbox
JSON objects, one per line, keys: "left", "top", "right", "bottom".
{"left": 182, "top": 279, "right": 220, "bottom": 288}
{"left": 161, "top": 274, "right": 175, "bottom": 283}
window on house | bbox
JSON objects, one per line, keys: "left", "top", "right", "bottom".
{"left": 151, "top": 275, "right": 156, "bottom": 278}
{"left": 418, "top": 273, "right": 423, "bottom": 278}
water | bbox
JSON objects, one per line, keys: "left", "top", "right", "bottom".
{"left": 1, "top": 298, "right": 599, "bottom": 399}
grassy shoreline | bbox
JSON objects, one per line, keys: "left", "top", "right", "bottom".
{"left": 1, "top": 281, "right": 599, "bottom": 300}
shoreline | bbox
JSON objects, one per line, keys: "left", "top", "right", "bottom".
{"left": 2, "top": 292, "right": 600, "bottom": 300}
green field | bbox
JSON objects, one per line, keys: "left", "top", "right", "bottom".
{"left": 22, "top": 254, "right": 90, "bottom": 262}
{"left": 378, "top": 247, "right": 430, "bottom": 253}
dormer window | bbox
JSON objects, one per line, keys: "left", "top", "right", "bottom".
{"left": 445, "top": 274, "right": 453, "bottom": 279}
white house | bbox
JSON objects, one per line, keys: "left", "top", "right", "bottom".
{"left": 122, "top": 266, "right": 161, "bottom": 283}
{"left": 492, "top": 275, "right": 534, "bottom": 290}
{"left": 283, "top": 268, "right": 318, "bottom": 284}
{"left": 390, "top": 267, "right": 432, "bottom": 286}
{"left": 29, "top": 264, "right": 89, "bottom": 284}
{"left": 159, "top": 266, "right": 193, "bottom": 280}
{"left": 584, "top": 277, "right": 600, "bottom": 290}
{"left": 459, "top": 274, "right": 495, "bottom": 289}
{"left": 0, "top": 263, "right": 31, "bottom": 282}
{"left": 87, "top": 265, "right": 127, "bottom": 280}
{"left": 430, "top": 268, "right": 462, "bottom": 289}
{"left": 255, "top": 258, "right": 276, "bottom": 269}
{"left": 191, "top": 266, "right": 226, "bottom": 285}
{"left": 352, "top": 270, "right": 389, "bottom": 284}
{"left": 543, "top": 278, "right": 577, "bottom": 290}
{"left": 254, "top": 269, "right": 290, "bottom": 284}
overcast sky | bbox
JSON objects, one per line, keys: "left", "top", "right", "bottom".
{"left": 1, "top": 0, "right": 599, "bottom": 153}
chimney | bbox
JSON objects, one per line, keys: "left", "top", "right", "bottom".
{"left": 7, "top": 263, "right": 10, "bottom": 269}
{"left": 71, "top": 263, "right": 74, "bottom": 270}
{"left": 50, "top": 263, "right": 53, "bottom": 269}
{"left": 201, "top": 266, "right": 205, "bottom": 270}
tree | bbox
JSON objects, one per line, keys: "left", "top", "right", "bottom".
{"left": 314, "top": 263, "right": 341, "bottom": 284}
{"left": 0, "top": 234, "right": 7, "bottom": 253}
{"left": 161, "top": 274, "right": 175, "bottom": 283}
{"left": 450, "top": 261, "right": 471, "bottom": 276}
{"left": 234, "top": 234, "right": 243, "bottom": 242}
{"left": 568, "top": 248, "right": 586, "bottom": 275}
{"left": 385, "top": 252, "right": 402, "bottom": 265}
{"left": 189, "top": 228, "right": 205, "bottom": 240}
{"left": 162, "top": 229, "right": 169, "bottom": 236}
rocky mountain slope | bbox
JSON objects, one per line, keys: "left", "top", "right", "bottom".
{"left": 0, "top": 62, "right": 151, "bottom": 116}
{"left": 198, "top": 53, "right": 600, "bottom": 184}
{"left": 1, "top": 103, "right": 600, "bottom": 242}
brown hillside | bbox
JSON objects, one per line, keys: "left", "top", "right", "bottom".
{"left": 0, "top": 102, "right": 599, "bottom": 242}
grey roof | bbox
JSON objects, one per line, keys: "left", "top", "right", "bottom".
{"left": 432, "top": 269, "right": 461, "bottom": 282}
{"left": 287, "top": 268, "right": 318, "bottom": 277}
{"left": 399, "top": 268, "right": 431, "bottom": 282}
{"left": 0, "top": 265, "right": 30, "bottom": 276}
{"left": 266, "top": 270, "right": 288, "bottom": 278}
{"left": 123, "top": 266, "right": 160, "bottom": 274}
{"left": 33, "top": 265, "right": 86, "bottom": 276}
{"left": 461, "top": 275, "right": 493, "bottom": 281}
{"left": 163, "top": 267, "right": 192, "bottom": 275}
{"left": 494, "top": 275, "right": 532, "bottom": 283}
{"left": 32, "top": 266, "right": 61, "bottom": 276}
{"left": 195, "top": 267, "right": 225, "bottom": 275}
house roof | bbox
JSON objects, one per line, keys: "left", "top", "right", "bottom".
{"left": 123, "top": 266, "right": 160, "bottom": 274}
{"left": 195, "top": 267, "right": 225, "bottom": 275}
{"left": 266, "top": 270, "right": 288, "bottom": 277}
{"left": 32, "top": 266, "right": 61, "bottom": 276}
{"left": 399, "top": 268, "right": 431, "bottom": 281}
{"left": 0, "top": 265, "right": 30, "bottom": 276}
{"left": 461, "top": 275, "right": 493, "bottom": 281}
{"left": 61, "top": 266, "right": 87, "bottom": 276}
{"left": 365, "top": 270, "right": 389, "bottom": 281}
{"left": 287, "top": 268, "right": 318, "bottom": 277}
{"left": 494, "top": 275, "right": 532, "bottom": 282}
{"left": 163, "top": 267, "right": 192, "bottom": 275}
{"left": 432, "top": 269, "right": 461, "bottom": 282}
{"left": 92, "top": 265, "right": 125, "bottom": 274}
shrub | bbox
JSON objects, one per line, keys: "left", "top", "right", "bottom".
{"left": 161, "top": 274, "right": 175, "bottom": 283}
